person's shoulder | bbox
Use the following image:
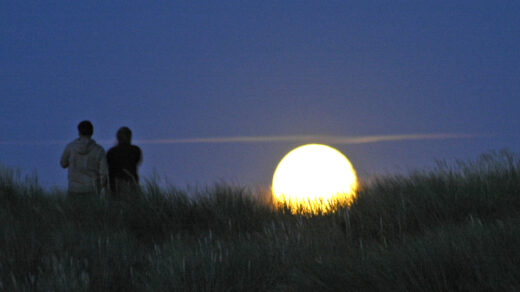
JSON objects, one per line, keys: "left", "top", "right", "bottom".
{"left": 67, "top": 138, "right": 80, "bottom": 146}
{"left": 92, "top": 142, "right": 106, "bottom": 153}
{"left": 130, "top": 145, "right": 141, "bottom": 153}
{"left": 64, "top": 138, "right": 79, "bottom": 149}
{"left": 107, "top": 145, "right": 118, "bottom": 153}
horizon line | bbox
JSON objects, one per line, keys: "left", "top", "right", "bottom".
{"left": 0, "top": 133, "right": 479, "bottom": 146}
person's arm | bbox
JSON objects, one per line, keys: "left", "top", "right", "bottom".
{"left": 137, "top": 147, "right": 142, "bottom": 165}
{"left": 60, "top": 144, "right": 71, "bottom": 168}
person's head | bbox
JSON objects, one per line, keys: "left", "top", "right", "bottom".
{"left": 117, "top": 127, "right": 132, "bottom": 144}
{"left": 77, "top": 120, "right": 94, "bottom": 138}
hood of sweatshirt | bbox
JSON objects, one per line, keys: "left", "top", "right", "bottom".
{"left": 72, "top": 137, "right": 98, "bottom": 155}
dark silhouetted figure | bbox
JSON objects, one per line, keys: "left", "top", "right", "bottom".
{"left": 106, "top": 127, "right": 142, "bottom": 198}
{"left": 60, "top": 120, "right": 108, "bottom": 196}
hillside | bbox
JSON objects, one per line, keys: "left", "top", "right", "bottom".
{"left": 1, "top": 150, "right": 520, "bottom": 291}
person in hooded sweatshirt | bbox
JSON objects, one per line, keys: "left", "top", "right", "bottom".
{"left": 60, "top": 120, "right": 108, "bottom": 196}
{"left": 106, "top": 127, "right": 142, "bottom": 198}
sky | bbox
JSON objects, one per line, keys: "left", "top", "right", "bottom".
{"left": 1, "top": 1, "right": 520, "bottom": 190}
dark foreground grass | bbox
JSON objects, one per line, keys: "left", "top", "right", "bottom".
{"left": 1, "top": 150, "right": 520, "bottom": 291}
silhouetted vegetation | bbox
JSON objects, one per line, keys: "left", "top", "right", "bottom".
{"left": 1, "top": 150, "right": 520, "bottom": 291}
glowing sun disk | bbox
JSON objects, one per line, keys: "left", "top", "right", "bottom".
{"left": 272, "top": 144, "right": 357, "bottom": 213}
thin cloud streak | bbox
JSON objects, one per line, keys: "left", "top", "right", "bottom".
{"left": 134, "top": 133, "right": 477, "bottom": 145}
{"left": 0, "top": 133, "right": 478, "bottom": 146}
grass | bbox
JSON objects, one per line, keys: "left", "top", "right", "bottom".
{"left": 1, "top": 149, "right": 520, "bottom": 291}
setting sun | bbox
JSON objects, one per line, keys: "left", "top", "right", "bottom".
{"left": 272, "top": 144, "right": 358, "bottom": 213}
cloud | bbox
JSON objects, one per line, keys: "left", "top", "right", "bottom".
{"left": 133, "top": 133, "right": 477, "bottom": 145}
{"left": 0, "top": 133, "right": 477, "bottom": 146}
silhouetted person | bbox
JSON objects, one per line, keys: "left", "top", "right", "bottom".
{"left": 60, "top": 120, "right": 108, "bottom": 196}
{"left": 106, "top": 127, "right": 142, "bottom": 198}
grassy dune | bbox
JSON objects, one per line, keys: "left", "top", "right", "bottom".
{"left": 1, "top": 150, "right": 520, "bottom": 291}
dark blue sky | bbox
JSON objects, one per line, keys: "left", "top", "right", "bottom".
{"left": 1, "top": 1, "right": 519, "bottom": 189}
